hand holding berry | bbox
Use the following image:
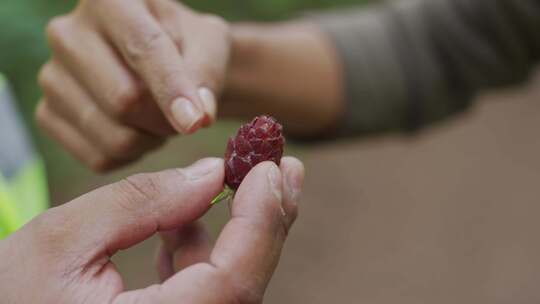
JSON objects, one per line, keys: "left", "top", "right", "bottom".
{"left": 0, "top": 158, "right": 304, "bottom": 304}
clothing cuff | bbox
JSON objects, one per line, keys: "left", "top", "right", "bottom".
{"left": 307, "top": 7, "right": 410, "bottom": 136}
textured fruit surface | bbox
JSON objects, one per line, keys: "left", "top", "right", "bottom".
{"left": 225, "top": 115, "right": 285, "bottom": 190}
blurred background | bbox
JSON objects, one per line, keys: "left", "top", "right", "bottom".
{"left": 3, "top": 0, "right": 540, "bottom": 303}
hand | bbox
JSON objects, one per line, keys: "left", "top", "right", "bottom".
{"left": 37, "top": 0, "right": 231, "bottom": 171}
{"left": 0, "top": 157, "right": 304, "bottom": 304}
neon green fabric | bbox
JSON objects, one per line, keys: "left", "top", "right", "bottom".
{"left": 9, "top": 158, "right": 48, "bottom": 223}
{"left": 0, "top": 74, "right": 49, "bottom": 238}
{"left": 0, "top": 176, "right": 20, "bottom": 239}
{"left": 0, "top": 159, "right": 48, "bottom": 239}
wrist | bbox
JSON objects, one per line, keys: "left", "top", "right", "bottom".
{"left": 222, "top": 21, "right": 345, "bottom": 138}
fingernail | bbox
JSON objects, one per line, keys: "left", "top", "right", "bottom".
{"left": 267, "top": 164, "right": 282, "bottom": 201}
{"left": 170, "top": 97, "right": 203, "bottom": 133}
{"left": 184, "top": 158, "right": 222, "bottom": 179}
{"left": 286, "top": 168, "right": 304, "bottom": 205}
{"left": 198, "top": 87, "right": 217, "bottom": 121}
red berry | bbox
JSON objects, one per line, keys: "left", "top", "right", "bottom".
{"left": 224, "top": 115, "right": 285, "bottom": 190}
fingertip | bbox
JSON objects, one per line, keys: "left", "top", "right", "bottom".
{"left": 238, "top": 161, "right": 282, "bottom": 192}
{"left": 170, "top": 97, "right": 205, "bottom": 134}
{"left": 198, "top": 87, "right": 217, "bottom": 126}
{"left": 280, "top": 157, "right": 304, "bottom": 227}
{"left": 282, "top": 157, "right": 304, "bottom": 202}
{"left": 233, "top": 161, "right": 284, "bottom": 218}
{"left": 280, "top": 157, "right": 305, "bottom": 178}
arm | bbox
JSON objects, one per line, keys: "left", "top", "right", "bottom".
{"left": 38, "top": 0, "right": 540, "bottom": 171}
{"left": 221, "top": 22, "right": 345, "bottom": 139}
{"left": 222, "top": 0, "right": 540, "bottom": 137}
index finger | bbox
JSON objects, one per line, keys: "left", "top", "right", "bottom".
{"left": 94, "top": 0, "right": 206, "bottom": 134}
{"left": 211, "top": 159, "right": 304, "bottom": 296}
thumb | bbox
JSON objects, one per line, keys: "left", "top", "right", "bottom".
{"left": 29, "top": 158, "right": 224, "bottom": 265}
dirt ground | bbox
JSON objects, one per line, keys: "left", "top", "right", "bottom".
{"left": 263, "top": 81, "right": 540, "bottom": 304}
{"left": 49, "top": 75, "right": 540, "bottom": 303}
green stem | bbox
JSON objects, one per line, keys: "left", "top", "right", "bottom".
{"left": 211, "top": 186, "right": 234, "bottom": 205}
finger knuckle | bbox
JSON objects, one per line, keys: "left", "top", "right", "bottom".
{"left": 37, "top": 63, "right": 54, "bottom": 92}
{"left": 109, "top": 129, "right": 141, "bottom": 157}
{"left": 123, "top": 27, "right": 165, "bottom": 65}
{"left": 46, "top": 16, "right": 73, "bottom": 52}
{"left": 109, "top": 173, "right": 160, "bottom": 229}
{"left": 77, "top": 103, "right": 98, "bottom": 129}
{"left": 107, "top": 174, "right": 161, "bottom": 221}
{"left": 37, "top": 64, "right": 69, "bottom": 107}
{"left": 116, "top": 169, "right": 190, "bottom": 220}
{"left": 90, "top": 156, "right": 115, "bottom": 173}
{"left": 121, "top": 173, "right": 162, "bottom": 204}
{"left": 34, "top": 102, "right": 50, "bottom": 127}
{"left": 108, "top": 83, "right": 142, "bottom": 117}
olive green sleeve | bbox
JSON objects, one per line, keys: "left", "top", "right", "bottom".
{"left": 312, "top": 0, "right": 540, "bottom": 135}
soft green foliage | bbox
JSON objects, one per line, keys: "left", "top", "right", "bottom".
{"left": 0, "top": 1, "right": 74, "bottom": 126}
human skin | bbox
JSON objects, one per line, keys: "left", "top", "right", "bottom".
{"left": 0, "top": 157, "right": 305, "bottom": 304}
{"left": 221, "top": 22, "right": 344, "bottom": 137}
{"left": 36, "top": 0, "right": 343, "bottom": 171}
